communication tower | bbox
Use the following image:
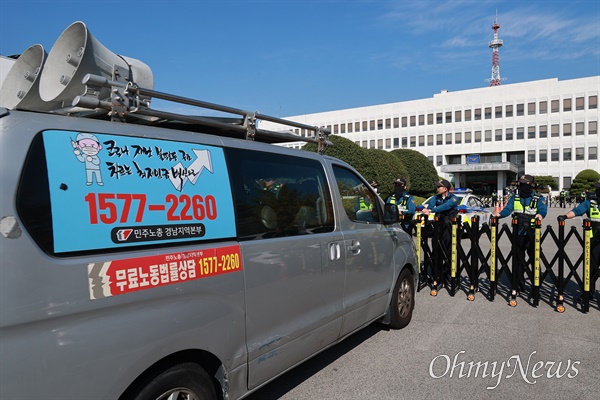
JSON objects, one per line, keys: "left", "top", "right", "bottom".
{"left": 487, "top": 14, "right": 504, "bottom": 86}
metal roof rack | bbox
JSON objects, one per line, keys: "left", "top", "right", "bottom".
{"left": 70, "top": 66, "right": 332, "bottom": 153}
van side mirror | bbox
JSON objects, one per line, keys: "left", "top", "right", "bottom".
{"left": 383, "top": 203, "right": 400, "bottom": 224}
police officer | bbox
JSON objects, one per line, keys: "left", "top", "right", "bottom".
{"left": 386, "top": 178, "right": 416, "bottom": 232}
{"left": 559, "top": 189, "right": 567, "bottom": 208}
{"left": 558, "top": 179, "right": 600, "bottom": 294}
{"left": 422, "top": 179, "right": 459, "bottom": 287}
{"left": 493, "top": 174, "right": 548, "bottom": 294}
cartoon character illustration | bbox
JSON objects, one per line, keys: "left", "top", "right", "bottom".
{"left": 72, "top": 132, "right": 104, "bottom": 186}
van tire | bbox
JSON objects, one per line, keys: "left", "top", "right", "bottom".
{"left": 132, "top": 363, "right": 216, "bottom": 400}
{"left": 389, "top": 269, "right": 415, "bottom": 329}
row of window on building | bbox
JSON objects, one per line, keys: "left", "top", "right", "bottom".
{"left": 391, "top": 120, "right": 597, "bottom": 147}
{"left": 310, "top": 95, "right": 599, "bottom": 136}
{"left": 427, "top": 146, "right": 598, "bottom": 167}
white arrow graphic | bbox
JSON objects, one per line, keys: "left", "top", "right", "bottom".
{"left": 169, "top": 149, "right": 213, "bottom": 191}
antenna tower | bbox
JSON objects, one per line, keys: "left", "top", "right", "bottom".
{"left": 487, "top": 12, "right": 504, "bottom": 86}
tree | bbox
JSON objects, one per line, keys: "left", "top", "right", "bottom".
{"left": 390, "top": 149, "right": 438, "bottom": 197}
{"left": 569, "top": 169, "right": 600, "bottom": 197}
{"left": 362, "top": 149, "right": 409, "bottom": 198}
{"left": 534, "top": 176, "right": 558, "bottom": 191}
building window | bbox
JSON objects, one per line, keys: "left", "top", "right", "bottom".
{"left": 564, "top": 148, "right": 571, "bottom": 161}
{"left": 402, "top": 117, "right": 407, "bottom": 127}
{"left": 362, "top": 121, "right": 368, "bottom": 131}
{"left": 575, "top": 147, "right": 584, "bottom": 161}
{"left": 393, "top": 118, "right": 399, "bottom": 128}
{"left": 590, "top": 95, "right": 598, "bottom": 109}
{"left": 465, "top": 109, "right": 472, "bottom": 121}
{"left": 393, "top": 138, "right": 399, "bottom": 148}
{"left": 563, "top": 98, "right": 572, "bottom": 112}
{"left": 464, "top": 131, "right": 471, "bottom": 143}
{"left": 590, "top": 121, "right": 598, "bottom": 135}
{"left": 539, "top": 149, "right": 547, "bottom": 162}
{"left": 528, "top": 126, "right": 536, "bottom": 139}
{"left": 517, "top": 127, "right": 524, "bottom": 140}
{"left": 485, "top": 130, "right": 492, "bottom": 142}
{"left": 410, "top": 116, "right": 416, "bottom": 127}
{"left": 506, "top": 105, "right": 513, "bottom": 117}
{"left": 428, "top": 156, "right": 433, "bottom": 163}
{"left": 551, "top": 124, "right": 559, "bottom": 137}
{"left": 402, "top": 137, "right": 407, "bottom": 148}
{"left": 378, "top": 139, "right": 383, "bottom": 149}
{"left": 495, "top": 106, "right": 502, "bottom": 118}
{"left": 474, "top": 108, "right": 481, "bottom": 120}
{"left": 377, "top": 120, "right": 383, "bottom": 130}
{"left": 419, "top": 136, "right": 425, "bottom": 146}
{"left": 370, "top": 139, "right": 376, "bottom": 148}
{"left": 445, "top": 133, "right": 452, "bottom": 144}
{"left": 385, "top": 138, "right": 391, "bottom": 148}
{"left": 590, "top": 147, "right": 598, "bottom": 160}
{"left": 485, "top": 107, "right": 492, "bottom": 119}
{"left": 410, "top": 137, "right": 416, "bottom": 147}
{"left": 347, "top": 123, "right": 352, "bottom": 133}
{"left": 551, "top": 100, "right": 559, "bottom": 113}
{"left": 436, "top": 113, "right": 443, "bottom": 124}
{"left": 528, "top": 102, "right": 535, "bottom": 115}
{"left": 576, "top": 97, "right": 584, "bottom": 111}
{"left": 517, "top": 103, "right": 524, "bottom": 116}
{"left": 385, "top": 118, "right": 391, "bottom": 129}
{"left": 340, "top": 124, "right": 345, "bottom": 134}
{"left": 436, "top": 134, "right": 443, "bottom": 145}
{"left": 539, "top": 101, "right": 547, "bottom": 114}
{"left": 355, "top": 122, "right": 360, "bottom": 132}
{"left": 427, "top": 135, "right": 433, "bottom": 145}
{"left": 333, "top": 125, "right": 339, "bottom": 134}
{"left": 418, "top": 115, "right": 425, "bottom": 126}
{"left": 551, "top": 149, "right": 559, "bottom": 162}
{"left": 455, "top": 132, "right": 462, "bottom": 144}
{"left": 563, "top": 176, "right": 572, "bottom": 189}
{"left": 528, "top": 150, "right": 536, "bottom": 162}
{"left": 427, "top": 114, "right": 433, "bottom": 125}
{"left": 446, "top": 112, "right": 452, "bottom": 123}
{"left": 576, "top": 122, "right": 584, "bottom": 135}
{"left": 455, "top": 110, "right": 461, "bottom": 122}
{"left": 370, "top": 120, "right": 376, "bottom": 130}
{"left": 563, "top": 123, "right": 572, "bottom": 136}
{"left": 539, "top": 125, "right": 547, "bottom": 138}
{"left": 436, "top": 155, "right": 442, "bottom": 166}
{"left": 506, "top": 128, "right": 513, "bottom": 140}
{"left": 475, "top": 130, "right": 481, "bottom": 142}
{"left": 495, "top": 129, "right": 503, "bottom": 141}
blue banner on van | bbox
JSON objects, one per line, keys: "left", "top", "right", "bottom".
{"left": 43, "top": 130, "right": 236, "bottom": 253}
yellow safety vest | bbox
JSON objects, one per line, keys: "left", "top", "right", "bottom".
{"left": 513, "top": 194, "right": 539, "bottom": 228}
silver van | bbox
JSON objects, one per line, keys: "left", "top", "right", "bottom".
{"left": 0, "top": 21, "right": 418, "bottom": 400}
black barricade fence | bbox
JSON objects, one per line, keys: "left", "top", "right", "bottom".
{"left": 411, "top": 215, "right": 599, "bottom": 313}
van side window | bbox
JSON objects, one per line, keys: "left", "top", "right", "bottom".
{"left": 332, "top": 166, "right": 381, "bottom": 223}
{"left": 226, "top": 148, "right": 334, "bottom": 240}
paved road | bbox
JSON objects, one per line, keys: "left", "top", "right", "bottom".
{"left": 247, "top": 205, "right": 599, "bottom": 400}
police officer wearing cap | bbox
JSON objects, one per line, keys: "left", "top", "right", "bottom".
{"left": 386, "top": 178, "right": 416, "bottom": 232}
{"left": 493, "top": 174, "right": 547, "bottom": 294}
{"left": 559, "top": 179, "right": 600, "bottom": 295}
{"left": 421, "top": 179, "right": 459, "bottom": 220}
{"left": 421, "top": 179, "right": 459, "bottom": 288}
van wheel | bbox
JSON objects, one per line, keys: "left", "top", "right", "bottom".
{"left": 132, "top": 363, "right": 216, "bottom": 400}
{"left": 389, "top": 269, "right": 415, "bottom": 329}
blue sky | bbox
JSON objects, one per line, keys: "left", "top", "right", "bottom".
{"left": 1, "top": 0, "right": 599, "bottom": 118}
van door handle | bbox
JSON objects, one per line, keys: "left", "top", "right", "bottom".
{"left": 328, "top": 242, "right": 341, "bottom": 261}
{"left": 347, "top": 240, "right": 361, "bottom": 256}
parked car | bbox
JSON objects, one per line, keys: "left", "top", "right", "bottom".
{"left": 414, "top": 189, "right": 493, "bottom": 231}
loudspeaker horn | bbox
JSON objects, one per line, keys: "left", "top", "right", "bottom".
{"left": 0, "top": 44, "right": 61, "bottom": 111}
{"left": 39, "top": 21, "right": 153, "bottom": 104}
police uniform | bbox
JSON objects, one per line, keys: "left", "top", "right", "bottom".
{"left": 386, "top": 178, "right": 416, "bottom": 232}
